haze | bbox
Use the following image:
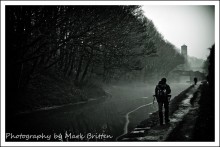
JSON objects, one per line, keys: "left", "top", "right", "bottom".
{"left": 142, "top": 5, "right": 215, "bottom": 60}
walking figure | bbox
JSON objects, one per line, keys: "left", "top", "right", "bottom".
{"left": 154, "top": 78, "right": 171, "bottom": 126}
{"left": 194, "top": 77, "right": 198, "bottom": 85}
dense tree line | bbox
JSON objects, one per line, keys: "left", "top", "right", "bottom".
{"left": 146, "top": 42, "right": 184, "bottom": 78}
{"left": 114, "top": 17, "right": 184, "bottom": 82}
{"left": 6, "top": 6, "right": 155, "bottom": 87}
{"left": 6, "top": 6, "right": 184, "bottom": 109}
{"left": 142, "top": 17, "right": 184, "bottom": 81}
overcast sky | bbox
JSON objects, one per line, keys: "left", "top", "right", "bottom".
{"left": 142, "top": 5, "right": 215, "bottom": 60}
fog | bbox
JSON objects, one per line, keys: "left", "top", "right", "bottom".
{"left": 143, "top": 5, "right": 215, "bottom": 60}
{"left": 7, "top": 80, "right": 192, "bottom": 141}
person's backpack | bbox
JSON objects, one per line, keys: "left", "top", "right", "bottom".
{"left": 157, "top": 85, "right": 167, "bottom": 97}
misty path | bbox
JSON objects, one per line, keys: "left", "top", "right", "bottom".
{"left": 122, "top": 84, "right": 201, "bottom": 141}
{"left": 7, "top": 82, "right": 191, "bottom": 141}
{"left": 114, "top": 82, "right": 191, "bottom": 140}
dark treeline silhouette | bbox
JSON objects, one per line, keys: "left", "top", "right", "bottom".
{"left": 207, "top": 44, "right": 215, "bottom": 87}
{"left": 193, "top": 44, "right": 215, "bottom": 141}
{"left": 6, "top": 6, "right": 184, "bottom": 113}
{"left": 144, "top": 40, "right": 184, "bottom": 81}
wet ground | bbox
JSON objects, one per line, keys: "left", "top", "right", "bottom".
{"left": 118, "top": 84, "right": 200, "bottom": 141}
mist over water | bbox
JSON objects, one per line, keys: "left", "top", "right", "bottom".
{"left": 7, "top": 80, "right": 191, "bottom": 141}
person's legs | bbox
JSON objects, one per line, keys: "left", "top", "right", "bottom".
{"left": 158, "top": 102, "right": 163, "bottom": 125}
{"left": 164, "top": 100, "right": 170, "bottom": 123}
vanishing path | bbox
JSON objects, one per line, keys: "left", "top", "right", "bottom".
{"left": 119, "top": 84, "right": 200, "bottom": 141}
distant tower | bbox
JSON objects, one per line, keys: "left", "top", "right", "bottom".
{"left": 181, "top": 44, "right": 189, "bottom": 70}
{"left": 181, "top": 44, "right": 187, "bottom": 59}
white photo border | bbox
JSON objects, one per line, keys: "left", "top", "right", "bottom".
{"left": 1, "top": 1, "right": 219, "bottom": 146}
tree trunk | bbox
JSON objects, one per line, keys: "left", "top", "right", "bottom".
{"left": 74, "top": 53, "right": 84, "bottom": 85}
{"left": 80, "top": 53, "right": 93, "bottom": 84}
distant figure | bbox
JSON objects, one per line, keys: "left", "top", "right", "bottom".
{"left": 194, "top": 77, "right": 198, "bottom": 85}
{"left": 154, "top": 78, "right": 171, "bottom": 126}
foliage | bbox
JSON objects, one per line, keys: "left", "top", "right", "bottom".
{"left": 6, "top": 6, "right": 155, "bottom": 88}
{"left": 6, "top": 6, "right": 184, "bottom": 112}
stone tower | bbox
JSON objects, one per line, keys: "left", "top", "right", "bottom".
{"left": 181, "top": 44, "right": 189, "bottom": 70}
{"left": 181, "top": 44, "right": 187, "bottom": 59}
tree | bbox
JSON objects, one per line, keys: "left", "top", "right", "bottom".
{"left": 6, "top": 6, "right": 157, "bottom": 105}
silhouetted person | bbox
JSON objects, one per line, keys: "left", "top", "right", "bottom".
{"left": 155, "top": 78, "right": 171, "bottom": 125}
{"left": 194, "top": 77, "right": 198, "bottom": 85}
